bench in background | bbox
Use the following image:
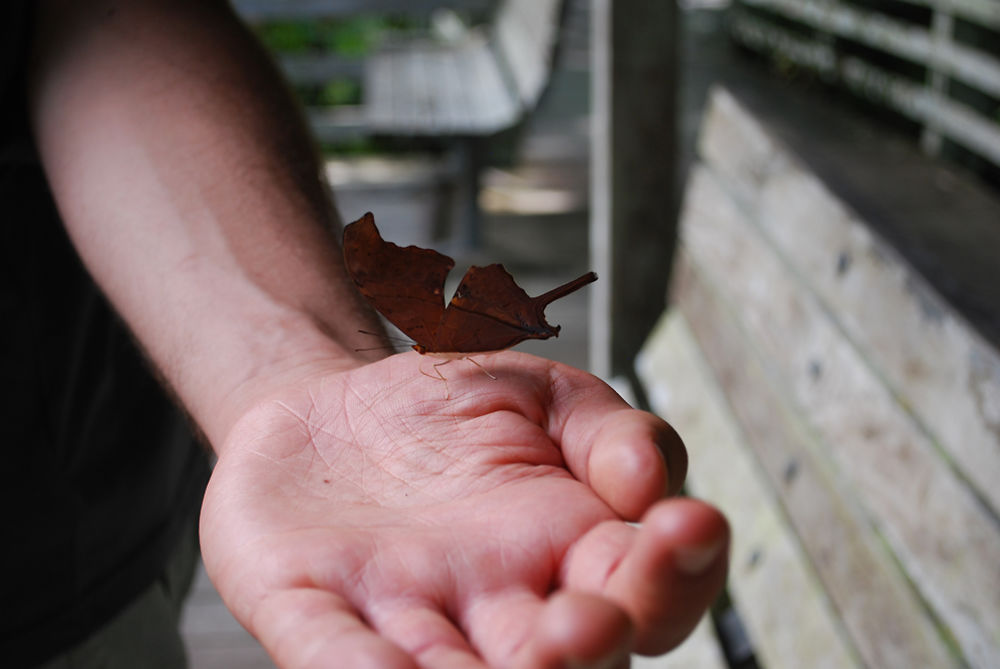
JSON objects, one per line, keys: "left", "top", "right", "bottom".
{"left": 637, "top": 86, "right": 1000, "bottom": 668}
{"left": 234, "top": 0, "right": 564, "bottom": 246}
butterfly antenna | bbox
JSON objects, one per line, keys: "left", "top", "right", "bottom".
{"left": 354, "top": 329, "right": 416, "bottom": 353}
{"left": 354, "top": 344, "right": 400, "bottom": 353}
{"left": 357, "top": 329, "right": 412, "bottom": 342}
{"left": 535, "top": 271, "right": 598, "bottom": 306}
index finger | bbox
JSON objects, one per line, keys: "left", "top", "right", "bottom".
{"left": 544, "top": 364, "right": 688, "bottom": 520}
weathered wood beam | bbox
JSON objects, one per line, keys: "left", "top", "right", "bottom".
{"left": 684, "top": 95, "right": 1000, "bottom": 664}
{"left": 637, "top": 310, "right": 862, "bottom": 669}
{"left": 590, "top": 0, "right": 679, "bottom": 378}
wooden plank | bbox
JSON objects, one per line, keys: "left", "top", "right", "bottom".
{"left": 493, "top": 0, "right": 561, "bottom": 106}
{"left": 306, "top": 105, "right": 369, "bottom": 142}
{"left": 363, "top": 49, "right": 391, "bottom": 127}
{"left": 680, "top": 160, "right": 1000, "bottom": 666}
{"left": 588, "top": 0, "right": 680, "bottom": 379}
{"left": 671, "top": 247, "right": 957, "bottom": 668}
{"left": 756, "top": 105, "right": 1000, "bottom": 512}
{"left": 460, "top": 39, "right": 518, "bottom": 131}
{"left": 637, "top": 311, "right": 861, "bottom": 669}
{"left": 366, "top": 37, "right": 517, "bottom": 134}
{"left": 700, "top": 85, "right": 1000, "bottom": 524}
{"left": 402, "top": 47, "right": 426, "bottom": 129}
{"left": 589, "top": 0, "right": 612, "bottom": 377}
{"left": 708, "top": 23, "right": 1000, "bottom": 354}
{"left": 693, "top": 85, "right": 786, "bottom": 211}
{"left": 437, "top": 48, "right": 472, "bottom": 130}
{"left": 417, "top": 49, "right": 446, "bottom": 127}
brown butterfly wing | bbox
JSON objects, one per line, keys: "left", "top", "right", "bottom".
{"left": 344, "top": 213, "right": 597, "bottom": 355}
{"left": 342, "top": 212, "right": 451, "bottom": 348}
{"left": 431, "top": 264, "right": 598, "bottom": 353}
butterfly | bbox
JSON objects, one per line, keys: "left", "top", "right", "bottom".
{"left": 342, "top": 212, "right": 597, "bottom": 355}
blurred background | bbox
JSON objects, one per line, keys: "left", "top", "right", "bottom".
{"left": 182, "top": 1, "right": 1000, "bottom": 667}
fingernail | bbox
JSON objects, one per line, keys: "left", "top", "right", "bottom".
{"left": 674, "top": 537, "right": 726, "bottom": 575}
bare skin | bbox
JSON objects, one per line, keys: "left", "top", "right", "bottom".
{"left": 28, "top": 1, "right": 730, "bottom": 667}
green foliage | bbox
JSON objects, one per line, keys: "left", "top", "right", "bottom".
{"left": 254, "top": 21, "right": 312, "bottom": 52}
{"left": 319, "top": 79, "right": 362, "bottom": 106}
{"left": 254, "top": 15, "right": 421, "bottom": 55}
{"left": 318, "top": 137, "right": 381, "bottom": 155}
{"left": 253, "top": 15, "right": 427, "bottom": 156}
{"left": 322, "top": 17, "right": 384, "bottom": 56}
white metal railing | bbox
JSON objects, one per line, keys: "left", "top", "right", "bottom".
{"left": 893, "top": 0, "right": 1000, "bottom": 32}
{"left": 731, "top": 0, "right": 1000, "bottom": 171}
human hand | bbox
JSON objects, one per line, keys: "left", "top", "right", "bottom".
{"left": 200, "top": 351, "right": 729, "bottom": 668}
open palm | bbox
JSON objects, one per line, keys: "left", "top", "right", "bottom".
{"left": 200, "top": 351, "right": 729, "bottom": 669}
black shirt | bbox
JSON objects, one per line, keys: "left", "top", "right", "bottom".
{"left": 1, "top": 4, "right": 210, "bottom": 665}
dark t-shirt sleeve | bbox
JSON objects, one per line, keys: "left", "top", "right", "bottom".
{"left": 0, "top": 4, "right": 211, "bottom": 665}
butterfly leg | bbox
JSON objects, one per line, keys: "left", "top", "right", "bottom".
{"left": 420, "top": 359, "right": 453, "bottom": 400}
{"left": 464, "top": 356, "right": 497, "bottom": 380}
{"left": 419, "top": 358, "right": 453, "bottom": 383}
{"left": 432, "top": 359, "right": 453, "bottom": 382}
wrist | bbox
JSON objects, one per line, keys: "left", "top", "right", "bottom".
{"left": 185, "top": 309, "right": 384, "bottom": 451}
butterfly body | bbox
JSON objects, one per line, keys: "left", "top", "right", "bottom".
{"left": 343, "top": 213, "right": 597, "bottom": 355}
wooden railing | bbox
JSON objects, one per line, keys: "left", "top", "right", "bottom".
{"left": 730, "top": 0, "right": 1000, "bottom": 171}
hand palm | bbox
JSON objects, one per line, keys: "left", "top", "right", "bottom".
{"left": 201, "top": 352, "right": 727, "bottom": 669}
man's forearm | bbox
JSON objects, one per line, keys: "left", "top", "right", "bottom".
{"left": 29, "top": 0, "right": 384, "bottom": 447}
